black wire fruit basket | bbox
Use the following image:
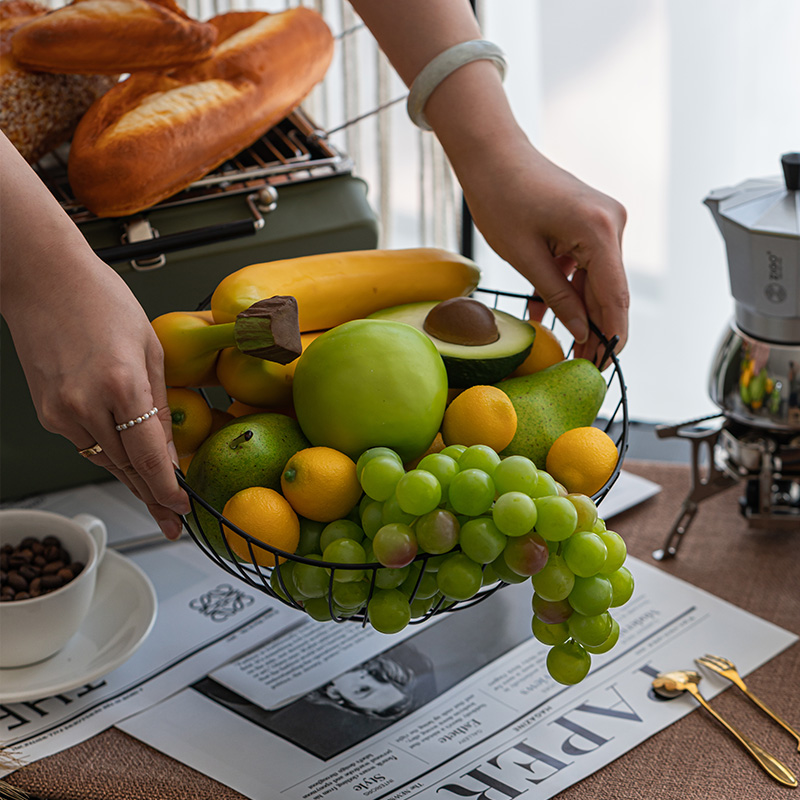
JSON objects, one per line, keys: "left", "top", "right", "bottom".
{"left": 178, "top": 287, "right": 629, "bottom": 627}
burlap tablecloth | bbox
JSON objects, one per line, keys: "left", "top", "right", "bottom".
{"left": 5, "top": 459, "right": 800, "bottom": 799}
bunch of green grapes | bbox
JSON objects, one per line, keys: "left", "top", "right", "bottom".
{"left": 271, "top": 442, "right": 633, "bottom": 685}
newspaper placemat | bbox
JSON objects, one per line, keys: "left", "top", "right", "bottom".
{"left": 118, "top": 557, "right": 797, "bottom": 799}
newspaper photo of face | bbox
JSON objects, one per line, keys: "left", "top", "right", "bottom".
{"left": 192, "top": 595, "right": 532, "bottom": 760}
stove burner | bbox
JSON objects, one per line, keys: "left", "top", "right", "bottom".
{"left": 653, "top": 415, "right": 800, "bottom": 560}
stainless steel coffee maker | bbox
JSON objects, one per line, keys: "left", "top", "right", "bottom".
{"left": 655, "top": 153, "right": 800, "bottom": 559}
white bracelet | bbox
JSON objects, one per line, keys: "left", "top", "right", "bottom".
{"left": 407, "top": 39, "right": 507, "bottom": 131}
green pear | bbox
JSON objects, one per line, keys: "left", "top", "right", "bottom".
{"left": 496, "top": 359, "right": 607, "bottom": 468}
{"left": 184, "top": 412, "right": 309, "bottom": 560}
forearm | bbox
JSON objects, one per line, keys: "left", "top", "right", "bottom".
{"left": 349, "top": 0, "right": 543, "bottom": 185}
{"left": 0, "top": 132, "right": 104, "bottom": 315}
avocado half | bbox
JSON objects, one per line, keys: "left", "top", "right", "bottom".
{"left": 368, "top": 300, "right": 535, "bottom": 388}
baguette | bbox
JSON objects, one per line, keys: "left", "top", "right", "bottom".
{"left": 11, "top": 0, "right": 217, "bottom": 75}
{"left": 0, "top": 0, "right": 117, "bottom": 163}
{"left": 68, "top": 7, "right": 334, "bottom": 218}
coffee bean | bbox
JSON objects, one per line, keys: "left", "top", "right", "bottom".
{"left": 0, "top": 534, "right": 79, "bottom": 602}
{"left": 41, "top": 574, "right": 63, "bottom": 591}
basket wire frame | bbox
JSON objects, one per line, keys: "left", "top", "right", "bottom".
{"left": 178, "top": 287, "right": 629, "bottom": 627}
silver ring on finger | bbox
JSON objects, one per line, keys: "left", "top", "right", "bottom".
{"left": 115, "top": 406, "right": 158, "bottom": 432}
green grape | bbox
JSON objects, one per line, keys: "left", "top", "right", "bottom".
{"left": 566, "top": 493, "right": 599, "bottom": 532}
{"left": 356, "top": 446, "right": 403, "bottom": 480}
{"left": 598, "top": 530, "right": 627, "bottom": 575}
{"left": 303, "top": 596, "right": 336, "bottom": 622}
{"left": 367, "top": 588, "right": 411, "bottom": 634}
{"left": 534, "top": 496, "right": 578, "bottom": 541}
{"left": 546, "top": 641, "right": 591, "bottom": 685}
{"left": 531, "top": 616, "right": 570, "bottom": 646}
{"left": 361, "top": 455, "right": 405, "bottom": 501}
{"left": 420, "top": 553, "right": 449, "bottom": 572}
{"left": 410, "top": 594, "right": 436, "bottom": 618}
{"left": 562, "top": 530, "right": 608, "bottom": 577}
{"left": 372, "top": 523, "right": 418, "bottom": 568}
{"left": 270, "top": 561, "right": 299, "bottom": 603}
{"left": 399, "top": 562, "right": 439, "bottom": 599}
{"left": 436, "top": 552, "right": 483, "bottom": 601}
{"left": 374, "top": 562, "right": 410, "bottom": 589}
{"left": 607, "top": 566, "right": 635, "bottom": 607}
{"left": 490, "top": 552, "right": 529, "bottom": 584}
{"left": 448, "top": 469, "right": 495, "bottom": 516}
{"left": 531, "top": 553, "right": 575, "bottom": 602}
{"left": 532, "top": 593, "right": 573, "bottom": 623}
{"left": 415, "top": 508, "right": 460, "bottom": 554}
{"left": 417, "top": 453, "right": 460, "bottom": 500}
{"left": 481, "top": 562, "right": 500, "bottom": 587}
{"left": 360, "top": 500, "right": 385, "bottom": 540}
{"left": 458, "top": 444, "right": 501, "bottom": 476}
{"left": 382, "top": 492, "right": 417, "bottom": 526}
{"left": 359, "top": 493, "right": 374, "bottom": 517}
{"left": 568, "top": 611, "right": 613, "bottom": 646}
{"left": 396, "top": 469, "right": 442, "bottom": 516}
{"left": 293, "top": 554, "right": 329, "bottom": 599}
{"left": 568, "top": 575, "right": 613, "bottom": 616}
{"left": 322, "top": 538, "right": 367, "bottom": 583}
{"left": 584, "top": 618, "right": 620, "bottom": 654}
{"left": 332, "top": 579, "right": 369, "bottom": 610}
{"left": 493, "top": 491, "right": 537, "bottom": 537}
{"left": 493, "top": 455, "right": 538, "bottom": 496}
{"left": 440, "top": 444, "right": 467, "bottom": 461}
{"left": 345, "top": 504, "right": 362, "bottom": 524}
{"left": 592, "top": 517, "right": 607, "bottom": 533}
{"left": 460, "top": 517, "right": 507, "bottom": 564}
{"left": 320, "top": 519, "right": 364, "bottom": 552}
{"left": 295, "top": 518, "right": 324, "bottom": 556}
{"left": 531, "top": 471, "right": 560, "bottom": 498}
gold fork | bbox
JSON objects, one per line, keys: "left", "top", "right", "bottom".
{"left": 696, "top": 654, "right": 800, "bottom": 751}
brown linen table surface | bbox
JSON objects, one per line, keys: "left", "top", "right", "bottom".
{"left": 4, "top": 459, "right": 800, "bottom": 800}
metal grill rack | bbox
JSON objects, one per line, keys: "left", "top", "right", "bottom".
{"left": 35, "top": 109, "right": 353, "bottom": 224}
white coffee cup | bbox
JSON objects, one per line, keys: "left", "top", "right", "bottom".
{"left": 0, "top": 509, "right": 107, "bottom": 668}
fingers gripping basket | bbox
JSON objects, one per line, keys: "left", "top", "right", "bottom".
{"left": 178, "top": 288, "right": 629, "bottom": 626}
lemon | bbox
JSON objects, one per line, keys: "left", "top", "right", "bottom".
{"left": 281, "top": 447, "right": 363, "bottom": 522}
{"left": 222, "top": 487, "right": 300, "bottom": 567}
{"left": 545, "top": 426, "right": 618, "bottom": 496}
{"left": 166, "top": 387, "right": 213, "bottom": 458}
{"left": 441, "top": 385, "right": 517, "bottom": 452}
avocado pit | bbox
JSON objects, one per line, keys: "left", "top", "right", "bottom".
{"left": 423, "top": 297, "right": 499, "bottom": 346}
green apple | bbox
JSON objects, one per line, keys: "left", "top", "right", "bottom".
{"left": 292, "top": 319, "right": 448, "bottom": 463}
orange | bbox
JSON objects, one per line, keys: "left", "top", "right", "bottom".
{"left": 545, "top": 426, "right": 618, "bottom": 497}
{"left": 510, "top": 321, "right": 565, "bottom": 377}
{"left": 166, "top": 387, "right": 213, "bottom": 457}
{"left": 222, "top": 486, "right": 300, "bottom": 567}
{"left": 209, "top": 407, "right": 235, "bottom": 435}
{"left": 441, "top": 385, "right": 517, "bottom": 451}
{"left": 281, "top": 447, "right": 362, "bottom": 522}
{"left": 227, "top": 399, "right": 270, "bottom": 418}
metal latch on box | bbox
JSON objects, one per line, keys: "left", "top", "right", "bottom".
{"left": 123, "top": 218, "right": 165, "bottom": 271}
{"left": 114, "top": 187, "right": 278, "bottom": 271}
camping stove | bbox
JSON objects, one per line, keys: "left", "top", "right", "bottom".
{"left": 654, "top": 153, "right": 800, "bottom": 559}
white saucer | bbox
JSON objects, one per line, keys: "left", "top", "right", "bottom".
{"left": 0, "top": 550, "right": 157, "bottom": 703}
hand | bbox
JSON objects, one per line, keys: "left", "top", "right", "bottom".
{"left": 4, "top": 257, "right": 190, "bottom": 539}
{"left": 458, "top": 137, "right": 629, "bottom": 363}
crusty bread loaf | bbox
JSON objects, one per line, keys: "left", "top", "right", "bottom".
{"left": 11, "top": 0, "right": 216, "bottom": 74}
{"left": 67, "top": 7, "right": 334, "bottom": 218}
{"left": 0, "top": 0, "right": 117, "bottom": 163}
